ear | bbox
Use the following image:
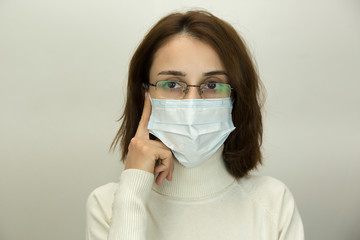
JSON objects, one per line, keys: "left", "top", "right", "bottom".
{"left": 142, "top": 83, "right": 149, "bottom": 91}
{"left": 230, "top": 91, "right": 236, "bottom": 104}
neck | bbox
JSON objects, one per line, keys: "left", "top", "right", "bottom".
{"left": 152, "top": 145, "right": 235, "bottom": 200}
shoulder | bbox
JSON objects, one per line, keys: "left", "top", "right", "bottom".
{"left": 237, "top": 175, "right": 297, "bottom": 217}
{"left": 237, "top": 175, "right": 304, "bottom": 238}
{"left": 87, "top": 182, "right": 118, "bottom": 207}
{"left": 238, "top": 175, "right": 290, "bottom": 196}
{"left": 86, "top": 169, "right": 154, "bottom": 213}
{"left": 86, "top": 182, "right": 118, "bottom": 220}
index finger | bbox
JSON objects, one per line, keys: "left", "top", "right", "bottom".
{"left": 135, "top": 92, "right": 152, "bottom": 139}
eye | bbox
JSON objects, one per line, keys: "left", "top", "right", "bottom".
{"left": 201, "top": 82, "right": 231, "bottom": 93}
{"left": 201, "top": 82, "right": 232, "bottom": 98}
{"left": 158, "top": 80, "right": 183, "bottom": 90}
{"left": 203, "top": 82, "right": 222, "bottom": 90}
{"left": 205, "top": 82, "right": 218, "bottom": 90}
{"left": 167, "top": 81, "right": 178, "bottom": 89}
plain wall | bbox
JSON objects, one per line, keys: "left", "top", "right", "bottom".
{"left": 1, "top": 0, "right": 359, "bottom": 239}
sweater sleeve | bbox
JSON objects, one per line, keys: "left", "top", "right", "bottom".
{"left": 277, "top": 186, "right": 305, "bottom": 240}
{"left": 86, "top": 169, "right": 154, "bottom": 240}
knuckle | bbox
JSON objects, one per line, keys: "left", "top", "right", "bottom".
{"left": 131, "top": 138, "right": 152, "bottom": 153}
{"left": 129, "top": 137, "right": 139, "bottom": 146}
{"left": 140, "top": 145, "right": 150, "bottom": 154}
{"left": 128, "top": 138, "right": 137, "bottom": 150}
{"left": 129, "top": 138, "right": 146, "bottom": 150}
{"left": 165, "top": 150, "right": 173, "bottom": 159}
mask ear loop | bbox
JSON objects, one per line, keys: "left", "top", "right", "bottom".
{"left": 147, "top": 94, "right": 160, "bottom": 142}
{"left": 143, "top": 82, "right": 153, "bottom": 101}
{"left": 230, "top": 88, "right": 236, "bottom": 104}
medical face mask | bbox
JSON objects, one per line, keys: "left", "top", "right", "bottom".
{"left": 147, "top": 97, "right": 235, "bottom": 168}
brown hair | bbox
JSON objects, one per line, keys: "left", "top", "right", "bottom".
{"left": 110, "top": 10, "right": 264, "bottom": 179}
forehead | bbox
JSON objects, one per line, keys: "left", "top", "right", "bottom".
{"left": 150, "top": 34, "right": 225, "bottom": 76}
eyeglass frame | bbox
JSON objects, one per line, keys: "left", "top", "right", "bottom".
{"left": 146, "top": 80, "right": 233, "bottom": 99}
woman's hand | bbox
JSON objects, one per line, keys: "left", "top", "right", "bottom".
{"left": 125, "top": 92, "right": 174, "bottom": 185}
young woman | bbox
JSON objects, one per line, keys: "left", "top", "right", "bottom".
{"left": 86, "top": 10, "right": 304, "bottom": 240}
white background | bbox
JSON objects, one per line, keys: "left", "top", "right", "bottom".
{"left": 0, "top": 0, "right": 359, "bottom": 239}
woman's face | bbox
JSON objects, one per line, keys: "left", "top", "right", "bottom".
{"left": 149, "top": 34, "right": 228, "bottom": 99}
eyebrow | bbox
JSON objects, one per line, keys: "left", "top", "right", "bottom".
{"left": 157, "top": 70, "right": 228, "bottom": 77}
{"left": 157, "top": 70, "right": 186, "bottom": 76}
{"left": 203, "top": 70, "right": 228, "bottom": 77}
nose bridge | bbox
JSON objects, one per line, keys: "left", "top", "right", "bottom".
{"left": 184, "top": 85, "right": 202, "bottom": 99}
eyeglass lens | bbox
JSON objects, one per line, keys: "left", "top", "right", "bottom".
{"left": 155, "top": 80, "right": 231, "bottom": 99}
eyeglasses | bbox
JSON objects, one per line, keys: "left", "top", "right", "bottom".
{"left": 147, "top": 80, "right": 233, "bottom": 99}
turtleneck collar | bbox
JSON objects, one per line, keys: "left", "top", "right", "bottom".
{"left": 151, "top": 145, "right": 235, "bottom": 200}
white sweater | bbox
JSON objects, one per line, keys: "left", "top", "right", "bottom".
{"left": 86, "top": 146, "right": 304, "bottom": 240}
